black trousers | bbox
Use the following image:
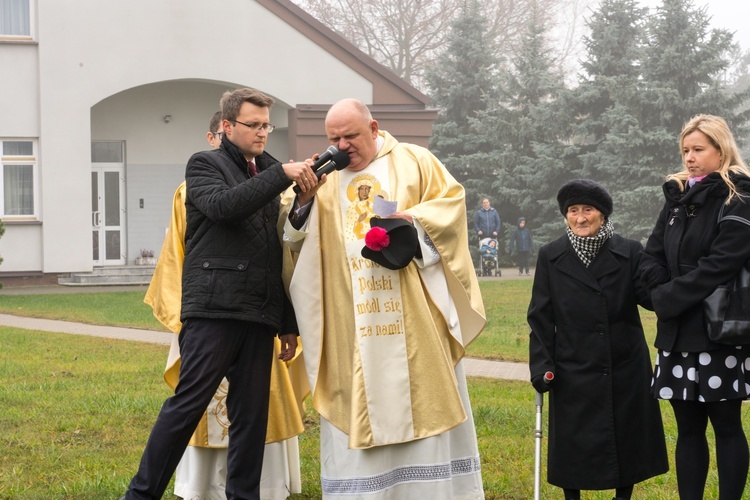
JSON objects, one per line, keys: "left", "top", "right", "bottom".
{"left": 125, "top": 318, "right": 275, "bottom": 500}
{"left": 517, "top": 250, "right": 531, "bottom": 273}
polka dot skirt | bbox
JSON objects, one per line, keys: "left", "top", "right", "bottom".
{"left": 652, "top": 346, "right": 750, "bottom": 402}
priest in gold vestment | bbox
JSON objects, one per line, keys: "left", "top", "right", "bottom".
{"left": 281, "top": 99, "right": 486, "bottom": 499}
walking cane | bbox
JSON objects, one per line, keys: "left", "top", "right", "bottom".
{"left": 534, "top": 371, "right": 554, "bottom": 500}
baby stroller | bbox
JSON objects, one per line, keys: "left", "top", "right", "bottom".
{"left": 478, "top": 237, "right": 501, "bottom": 277}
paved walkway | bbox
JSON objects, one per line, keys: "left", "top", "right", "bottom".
{"left": 0, "top": 313, "right": 528, "bottom": 381}
{"left": 0, "top": 270, "right": 531, "bottom": 382}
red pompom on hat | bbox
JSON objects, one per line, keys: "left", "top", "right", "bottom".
{"left": 361, "top": 217, "right": 420, "bottom": 270}
{"left": 364, "top": 226, "right": 390, "bottom": 251}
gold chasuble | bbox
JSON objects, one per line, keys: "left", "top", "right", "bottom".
{"left": 144, "top": 182, "right": 306, "bottom": 447}
{"left": 281, "top": 131, "right": 485, "bottom": 450}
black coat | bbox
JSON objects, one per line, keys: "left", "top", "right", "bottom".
{"left": 508, "top": 226, "right": 534, "bottom": 254}
{"left": 528, "top": 234, "right": 668, "bottom": 489}
{"left": 640, "top": 173, "right": 750, "bottom": 352}
{"left": 181, "top": 135, "right": 298, "bottom": 334}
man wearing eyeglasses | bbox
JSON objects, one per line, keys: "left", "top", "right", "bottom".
{"left": 206, "top": 109, "right": 223, "bottom": 149}
{"left": 123, "top": 88, "right": 317, "bottom": 500}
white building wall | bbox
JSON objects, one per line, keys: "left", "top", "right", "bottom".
{"left": 0, "top": 43, "right": 39, "bottom": 136}
{"left": 21, "top": 0, "right": 373, "bottom": 274}
{"left": 0, "top": 224, "right": 43, "bottom": 272}
{"left": 0, "top": 42, "right": 42, "bottom": 272}
{"left": 126, "top": 163, "right": 184, "bottom": 263}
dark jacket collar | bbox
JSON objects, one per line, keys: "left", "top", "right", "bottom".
{"left": 219, "top": 134, "right": 278, "bottom": 174}
{"left": 546, "top": 233, "right": 629, "bottom": 290}
{"left": 663, "top": 171, "right": 750, "bottom": 206}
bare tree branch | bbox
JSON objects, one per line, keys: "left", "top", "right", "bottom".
{"left": 295, "top": 0, "right": 578, "bottom": 91}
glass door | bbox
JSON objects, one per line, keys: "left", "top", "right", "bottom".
{"left": 91, "top": 142, "right": 126, "bottom": 266}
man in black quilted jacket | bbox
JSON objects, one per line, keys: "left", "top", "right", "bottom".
{"left": 122, "top": 88, "right": 318, "bottom": 500}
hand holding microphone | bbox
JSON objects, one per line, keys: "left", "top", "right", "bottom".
{"left": 293, "top": 147, "right": 351, "bottom": 194}
{"left": 311, "top": 145, "right": 340, "bottom": 171}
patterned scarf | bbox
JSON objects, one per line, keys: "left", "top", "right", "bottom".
{"left": 565, "top": 218, "right": 614, "bottom": 268}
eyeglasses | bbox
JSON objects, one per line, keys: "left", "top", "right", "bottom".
{"left": 211, "top": 131, "right": 223, "bottom": 137}
{"left": 232, "top": 120, "right": 275, "bottom": 134}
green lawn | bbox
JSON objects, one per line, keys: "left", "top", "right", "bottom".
{"left": 0, "top": 283, "right": 741, "bottom": 498}
{"left": 465, "top": 280, "right": 660, "bottom": 362}
{"left": 0, "top": 281, "right": 658, "bottom": 363}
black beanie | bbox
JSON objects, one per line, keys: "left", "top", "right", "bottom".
{"left": 557, "top": 179, "right": 613, "bottom": 217}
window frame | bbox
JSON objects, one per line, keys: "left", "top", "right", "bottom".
{"left": 0, "top": 0, "right": 35, "bottom": 41}
{"left": 1, "top": 138, "right": 39, "bottom": 220}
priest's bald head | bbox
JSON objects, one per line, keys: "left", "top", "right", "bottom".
{"left": 325, "top": 98, "right": 379, "bottom": 172}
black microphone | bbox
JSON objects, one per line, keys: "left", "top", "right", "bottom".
{"left": 312, "top": 146, "right": 340, "bottom": 171}
{"left": 293, "top": 149, "right": 350, "bottom": 193}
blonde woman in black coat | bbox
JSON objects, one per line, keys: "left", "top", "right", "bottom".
{"left": 640, "top": 115, "right": 750, "bottom": 500}
{"left": 529, "top": 180, "right": 668, "bottom": 500}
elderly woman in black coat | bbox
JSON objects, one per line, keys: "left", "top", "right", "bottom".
{"left": 528, "top": 179, "right": 668, "bottom": 500}
{"left": 640, "top": 115, "right": 750, "bottom": 500}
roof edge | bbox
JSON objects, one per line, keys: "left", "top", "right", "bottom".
{"left": 258, "top": 0, "right": 431, "bottom": 105}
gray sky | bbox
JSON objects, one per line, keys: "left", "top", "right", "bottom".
{"left": 639, "top": 0, "right": 750, "bottom": 51}
{"left": 557, "top": 1, "right": 750, "bottom": 84}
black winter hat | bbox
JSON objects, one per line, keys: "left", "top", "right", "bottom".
{"left": 557, "top": 179, "right": 613, "bottom": 217}
{"left": 361, "top": 217, "right": 420, "bottom": 270}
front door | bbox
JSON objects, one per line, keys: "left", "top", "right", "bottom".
{"left": 91, "top": 142, "right": 126, "bottom": 266}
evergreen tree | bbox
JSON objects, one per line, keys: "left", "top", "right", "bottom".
{"left": 628, "top": 0, "right": 750, "bottom": 240}
{"left": 475, "top": 2, "right": 571, "bottom": 248}
{"left": 643, "top": 0, "right": 742, "bottom": 134}
{"left": 563, "top": 0, "right": 656, "bottom": 241}
{"left": 724, "top": 47, "right": 750, "bottom": 158}
{"left": 573, "top": 0, "right": 647, "bottom": 144}
{"left": 641, "top": 0, "right": 750, "bottom": 163}
{"left": 425, "top": 0, "right": 501, "bottom": 263}
{"left": 426, "top": 0, "right": 500, "bottom": 189}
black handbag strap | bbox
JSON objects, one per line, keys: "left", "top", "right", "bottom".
{"left": 717, "top": 197, "right": 750, "bottom": 228}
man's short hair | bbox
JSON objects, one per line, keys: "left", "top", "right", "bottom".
{"left": 208, "top": 110, "right": 222, "bottom": 134}
{"left": 220, "top": 88, "right": 274, "bottom": 122}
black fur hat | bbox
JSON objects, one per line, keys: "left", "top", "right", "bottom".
{"left": 361, "top": 217, "right": 419, "bottom": 270}
{"left": 557, "top": 179, "right": 613, "bottom": 217}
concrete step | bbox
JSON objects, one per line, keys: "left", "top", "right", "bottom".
{"left": 82, "top": 266, "right": 156, "bottom": 276}
{"left": 58, "top": 266, "right": 155, "bottom": 286}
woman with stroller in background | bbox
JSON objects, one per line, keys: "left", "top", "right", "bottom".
{"left": 528, "top": 179, "right": 668, "bottom": 500}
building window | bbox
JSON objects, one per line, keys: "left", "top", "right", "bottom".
{"left": 0, "top": 0, "right": 31, "bottom": 38}
{"left": 1, "top": 140, "right": 37, "bottom": 219}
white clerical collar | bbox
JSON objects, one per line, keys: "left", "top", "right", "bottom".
{"left": 376, "top": 135, "right": 385, "bottom": 154}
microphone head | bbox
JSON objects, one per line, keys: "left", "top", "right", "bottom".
{"left": 330, "top": 149, "right": 351, "bottom": 170}
{"left": 325, "top": 145, "right": 340, "bottom": 156}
